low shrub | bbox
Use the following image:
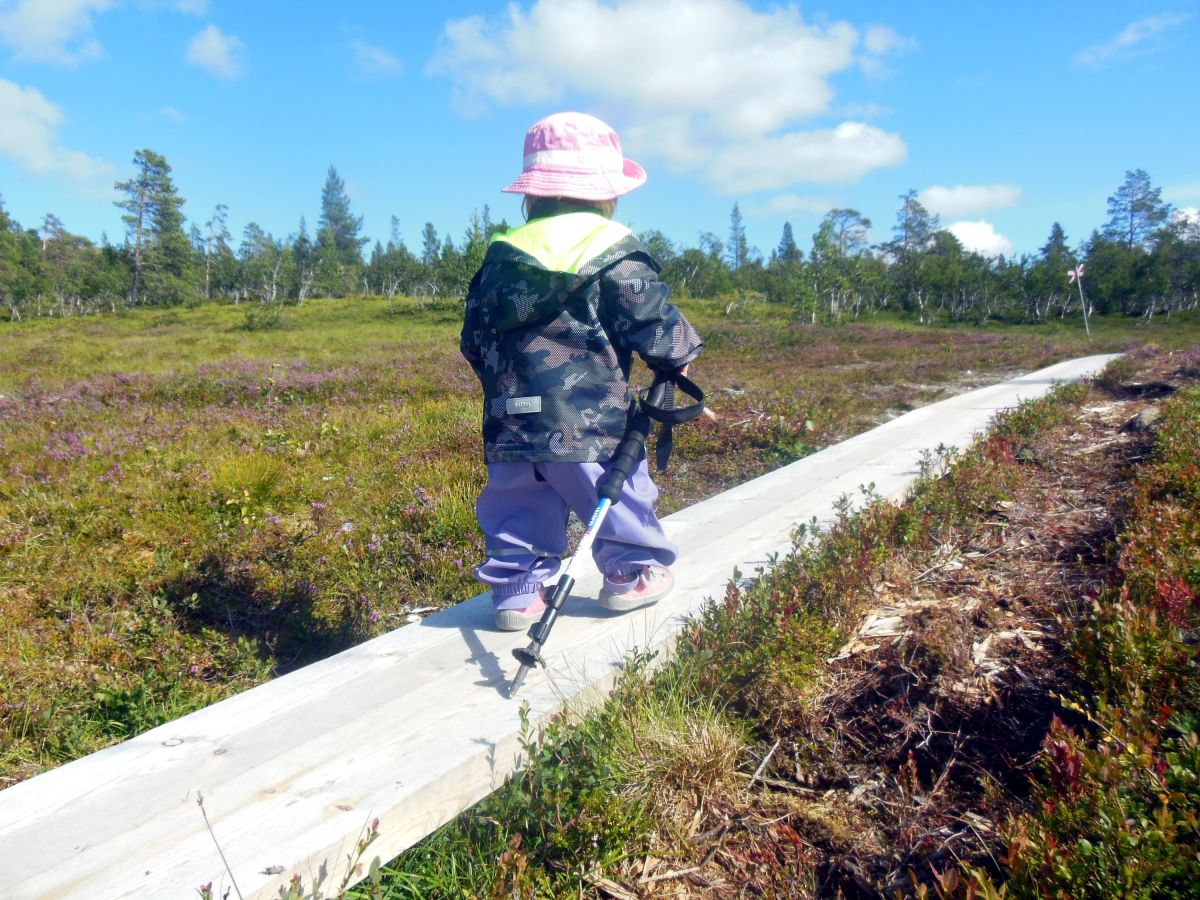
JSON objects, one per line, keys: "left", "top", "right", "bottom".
{"left": 959, "top": 383, "right": 1200, "bottom": 898}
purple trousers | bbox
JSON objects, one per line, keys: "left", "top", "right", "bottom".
{"left": 475, "top": 457, "right": 677, "bottom": 609}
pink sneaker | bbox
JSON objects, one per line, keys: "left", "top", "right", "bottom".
{"left": 495, "top": 591, "right": 548, "bottom": 632}
{"left": 598, "top": 565, "right": 673, "bottom": 612}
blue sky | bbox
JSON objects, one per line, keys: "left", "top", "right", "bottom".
{"left": 1, "top": 1, "right": 1198, "bottom": 262}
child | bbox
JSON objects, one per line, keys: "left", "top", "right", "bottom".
{"left": 461, "top": 111, "right": 703, "bottom": 631}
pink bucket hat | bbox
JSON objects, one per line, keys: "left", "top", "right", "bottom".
{"left": 502, "top": 111, "right": 647, "bottom": 201}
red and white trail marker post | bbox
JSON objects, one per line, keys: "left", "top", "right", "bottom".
{"left": 1068, "top": 263, "right": 1091, "bottom": 340}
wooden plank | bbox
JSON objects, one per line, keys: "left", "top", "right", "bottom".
{"left": 0, "top": 355, "right": 1118, "bottom": 899}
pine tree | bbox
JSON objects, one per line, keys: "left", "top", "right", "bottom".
{"left": 460, "top": 210, "right": 487, "bottom": 280}
{"left": 776, "top": 222, "right": 801, "bottom": 264}
{"left": 147, "top": 166, "right": 191, "bottom": 304}
{"left": 114, "top": 149, "right": 190, "bottom": 305}
{"left": 317, "top": 166, "right": 367, "bottom": 266}
{"left": 1022, "top": 222, "right": 1076, "bottom": 319}
{"left": 114, "top": 151, "right": 154, "bottom": 305}
{"left": 420, "top": 223, "right": 440, "bottom": 267}
{"left": 1103, "top": 169, "right": 1171, "bottom": 250}
{"left": 825, "top": 209, "right": 872, "bottom": 257}
{"left": 727, "top": 202, "right": 749, "bottom": 272}
{"left": 313, "top": 226, "right": 345, "bottom": 297}
{"left": 890, "top": 190, "right": 939, "bottom": 260}
{"left": 1039, "top": 222, "right": 1073, "bottom": 282}
{"left": 40, "top": 213, "right": 66, "bottom": 256}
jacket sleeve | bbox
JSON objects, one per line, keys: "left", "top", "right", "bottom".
{"left": 600, "top": 253, "right": 703, "bottom": 373}
{"left": 460, "top": 267, "right": 485, "bottom": 378}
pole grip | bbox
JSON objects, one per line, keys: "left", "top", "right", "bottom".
{"left": 528, "top": 573, "right": 573, "bottom": 644}
{"left": 597, "top": 378, "right": 667, "bottom": 503}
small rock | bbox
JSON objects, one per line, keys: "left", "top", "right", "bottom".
{"left": 1123, "top": 405, "right": 1161, "bottom": 432}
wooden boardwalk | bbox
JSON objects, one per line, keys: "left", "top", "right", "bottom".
{"left": 0, "top": 355, "right": 1118, "bottom": 899}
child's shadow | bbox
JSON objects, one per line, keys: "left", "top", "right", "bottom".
{"left": 418, "top": 589, "right": 607, "bottom": 696}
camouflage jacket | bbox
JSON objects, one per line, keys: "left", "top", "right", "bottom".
{"left": 460, "top": 211, "right": 703, "bottom": 463}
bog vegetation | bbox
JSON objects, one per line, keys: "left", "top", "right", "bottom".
{"left": 7, "top": 295, "right": 1194, "bottom": 786}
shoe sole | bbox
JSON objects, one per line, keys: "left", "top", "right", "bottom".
{"left": 495, "top": 609, "right": 543, "bottom": 631}
{"left": 597, "top": 582, "right": 672, "bottom": 612}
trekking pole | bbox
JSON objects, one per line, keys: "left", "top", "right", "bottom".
{"left": 507, "top": 377, "right": 671, "bottom": 698}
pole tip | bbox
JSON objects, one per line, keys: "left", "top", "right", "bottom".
{"left": 507, "top": 665, "right": 530, "bottom": 697}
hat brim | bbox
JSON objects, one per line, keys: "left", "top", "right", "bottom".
{"left": 502, "top": 157, "right": 646, "bottom": 200}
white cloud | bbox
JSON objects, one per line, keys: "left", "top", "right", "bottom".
{"left": 702, "top": 123, "right": 906, "bottom": 194}
{"left": 350, "top": 39, "right": 403, "bottom": 79}
{"left": 0, "top": 79, "right": 113, "bottom": 183}
{"left": 919, "top": 183, "right": 1022, "bottom": 217}
{"left": 136, "top": 0, "right": 208, "bottom": 12}
{"left": 159, "top": 105, "right": 185, "bottom": 122}
{"left": 186, "top": 23, "right": 244, "bottom": 80}
{"left": 0, "top": 0, "right": 113, "bottom": 65}
{"left": 429, "top": 0, "right": 908, "bottom": 194}
{"left": 860, "top": 24, "right": 916, "bottom": 77}
{"left": 948, "top": 220, "right": 1013, "bottom": 258}
{"left": 863, "top": 24, "right": 916, "bottom": 56}
{"left": 837, "top": 101, "right": 891, "bottom": 119}
{"left": 1075, "top": 13, "right": 1191, "bottom": 67}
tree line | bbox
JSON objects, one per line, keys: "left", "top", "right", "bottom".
{"left": 0, "top": 150, "right": 504, "bottom": 321}
{"left": 1, "top": 150, "right": 1197, "bottom": 326}
{"left": 660, "top": 171, "right": 1198, "bottom": 325}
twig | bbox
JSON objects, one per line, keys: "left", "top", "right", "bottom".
{"left": 747, "top": 738, "right": 781, "bottom": 789}
{"left": 196, "top": 792, "right": 243, "bottom": 900}
{"left": 584, "top": 874, "right": 639, "bottom": 900}
{"left": 642, "top": 828, "right": 727, "bottom": 886}
{"left": 641, "top": 864, "right": 700, "bottom": 885}
{"left": 913, "top": 555, "right": 961, "bottom": 583}
{"left": 737, "top": 772, "right": 821, "bottom": 793}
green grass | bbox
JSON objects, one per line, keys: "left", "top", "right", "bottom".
{"left": 376, "top": 651, "right": 751, "bottom": 899}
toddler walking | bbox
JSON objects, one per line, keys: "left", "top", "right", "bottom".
{"left": 461, "top": 111, "right": 703, "bottom": 631}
